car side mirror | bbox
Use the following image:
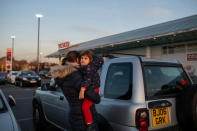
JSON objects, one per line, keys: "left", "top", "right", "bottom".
{"left": 41, "top": 83, "right": 56, "bottom": 91}
{"left": 8, "top": 95, "right": 16, "bottom": 107}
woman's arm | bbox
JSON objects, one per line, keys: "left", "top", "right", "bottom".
{"left": 85, "top": 89, "right": 100, "bottom": 104}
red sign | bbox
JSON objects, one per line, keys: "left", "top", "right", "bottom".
{"left": 6, "top": 48, "right": 12, "bottom": 71}
{"left": 58, "top": 41, "right": 70, "bottom": 49}
{"left": 6, "top": 65, "right": 11, "bottom": 70}
{"left": 187, "top": 54, "right": 197, "bottom": 61}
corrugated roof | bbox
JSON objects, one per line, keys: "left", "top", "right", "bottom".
{"left": 71, "top": 14, "right": 197, "bottom": 51}
{"left": 46, "top": 14, "right": 197, "bottom": 58}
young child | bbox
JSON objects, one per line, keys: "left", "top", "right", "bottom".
{"left": 79, "top": 50, "right": 103, "bottom": 131}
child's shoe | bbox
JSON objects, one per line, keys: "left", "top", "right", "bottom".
{"left": 86, "top": 123, "right": 96, "bottom": 131}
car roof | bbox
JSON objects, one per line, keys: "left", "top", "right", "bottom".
{"left": 21, "top": 70, "right": 35, "bottom": 72}
{"left": 140, "top": 56, "right": 180, "bottom": 64}
{"left": 0, "top": 72, "right": 8, "bottom": 74}
{"left": 104, "top": 56, "right": 180, "bottom": 65}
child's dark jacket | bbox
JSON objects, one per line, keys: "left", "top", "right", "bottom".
{"left": 81, "top": 56, "right": 104, "bottom": 90}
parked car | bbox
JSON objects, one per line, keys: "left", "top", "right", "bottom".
{"left": 39, "top": 70, "right": 51, "bottom": 79}
{"left": 32, "top": 56, "right": 197, "bottom": 131}
{"left": 0, "top": 72, "right": 8, "bottom": 85}
{"left": 0, "top": 89, "right": 21, "bottom": 131}
{"left": 15, "top": 70, "right": 41, "bottom": 87}
{"left": 7, "top": 71, "right": 18, "bottom": 84}
{"left": 189, "top": 73, "right": 197, "bottom": 84}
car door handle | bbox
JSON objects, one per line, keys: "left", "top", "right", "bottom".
{"left": 148, "top": 100, "right": 172, "bottom": 108}
{"left": 60, "top": 96, "right": 64, "bottom": 100}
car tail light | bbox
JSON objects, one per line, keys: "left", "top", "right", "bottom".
{"left": 180, "top": 80, "right": 186, "bottom": 86}
{"left": 136, "top": 108, "right": 149, "bottom": 131}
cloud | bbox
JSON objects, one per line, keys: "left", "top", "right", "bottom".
{"left": 144, "top": 7, "right": 172, "bottom": 18}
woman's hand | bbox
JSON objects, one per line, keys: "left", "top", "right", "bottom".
{"left": 79, "top": 87, "right": 86, "bottom": 99}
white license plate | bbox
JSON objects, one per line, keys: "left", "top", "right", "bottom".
{"left": 30, "top": 80, "right": 36, "bottom": 83}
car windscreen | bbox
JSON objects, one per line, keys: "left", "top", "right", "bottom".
{"left": 144, "top": 65, "right": 190, "bottom": 99}
{"left": 0, "top": 95, "right": 7, "bottom": 113}
{"left": 44, "top": 71, "right": 50, "bottom": 75}
{"left": 0, "top": 73, "right": 6, "bottom": 77}
{"left": 12, "top": 72, "right": 18, "bottom": 75}
{"left": 21, "top": 71, "right": 37, "bottom": 76}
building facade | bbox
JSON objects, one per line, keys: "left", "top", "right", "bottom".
{"left": 47, "top": 15, "right": 197, "bottom": 75}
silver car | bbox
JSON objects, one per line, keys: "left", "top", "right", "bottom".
{"left": 0, "top": 89, "right": 21, "bottom": 131}
{"left": 33, "top": 56, "right": 197, "bottom": 131}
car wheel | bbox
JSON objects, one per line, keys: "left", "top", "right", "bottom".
{"left": 33, "top": 103, "right": 47, "bottom": 131}
{"left": 176, "top": 84, "right": 197, "bottom": 130}
{"left": 97, "top": 114, "right": 113, "bottom": 131}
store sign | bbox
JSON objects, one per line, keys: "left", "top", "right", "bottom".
{"left": 58, "top": 41, "right": 70, "bottom": 49}
{"left": 187, "top": 53, "right": 197, "bottom": 61}
{"left": 6, "top": 48, "right": 12, "bottom": 71}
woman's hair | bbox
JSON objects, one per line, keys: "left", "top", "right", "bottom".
{"left": 80, "top": 50, "right": 94, "bottom": 62}
{"left": 66, "top": 51, "right": 80, "bottom": 62}
{"left": 61, "top": 58, "right": 67, "bottom": 65}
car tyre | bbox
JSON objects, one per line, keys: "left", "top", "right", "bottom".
{"left": 33, "top": 102, "right": 47, "bottom": 131}
{"left": 176, "top": 84, "right": 197, "bottom": 130}
{"left": 97, "top": 114, "right": 113, "bottom": 131}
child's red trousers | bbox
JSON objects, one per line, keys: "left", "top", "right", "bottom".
{"left": 82, "top": 88, "right": 99, "bottom": 124}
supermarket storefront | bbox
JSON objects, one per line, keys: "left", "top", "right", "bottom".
{"left": 47, "top": 15, "right": 197, "bottom": 75}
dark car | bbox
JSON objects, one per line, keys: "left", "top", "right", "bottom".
{"left": 39, "top": 70, "right": 52, "bottom": 79}
{"left": 189, "top": 73, "right": 197, "bottom": 84}
{"left": 15, "top": 70, "right": 41, "bottom": 87}
{"left": 0, "top": 72, "right": 8, "bottom": 85}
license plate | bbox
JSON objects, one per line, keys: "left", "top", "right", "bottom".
{"left": 151, "top": 107, "right": 169, "bottom": 127}
{"left": 30, "top": 80, "right": 36, "bottom": 83}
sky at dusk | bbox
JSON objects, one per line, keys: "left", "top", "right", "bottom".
{"left": 0, "top": 0, "right": 197, "bottom": 63}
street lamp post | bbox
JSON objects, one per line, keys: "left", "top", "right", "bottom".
{"left": 11, "top": 35, "right": 16, "bottom": 71}
{"left": 40, "top": 52, "right": 43, "bottom": 70}
{"left": 35, "top": 14, "right": 43, "bottom": 73}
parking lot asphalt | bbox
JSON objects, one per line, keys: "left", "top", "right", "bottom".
{"left": 0, "top": 79, "right": 61, "bottom": 131}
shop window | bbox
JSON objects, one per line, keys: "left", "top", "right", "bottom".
{"left": 162, "top": 46, "right": 167, "bottom": 55}
{"left": 187, "top": 43, "right": 197, "bottom": 52}
{"left": 174, "top": 45, "right": 185, "bottom": 53}
{"left": 168, "top": 46, "right": 174, "bottom": 54}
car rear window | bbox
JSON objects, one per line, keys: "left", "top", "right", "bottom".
{"left": 144, "top": 65, "right": 190, "bottom": 99}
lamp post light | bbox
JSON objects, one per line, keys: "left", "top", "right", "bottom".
{"left": 35, "top": 14, "right": 43, "bottom": 73}
{"left": 11, "top": 35, "right": 16, "bottom": 71}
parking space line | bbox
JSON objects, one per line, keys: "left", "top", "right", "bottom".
{"left": 18, "top": 117, "right": 33, "bottom": 122}
{"left": 15, "top": 97, "right": 33, "bottom": 100}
